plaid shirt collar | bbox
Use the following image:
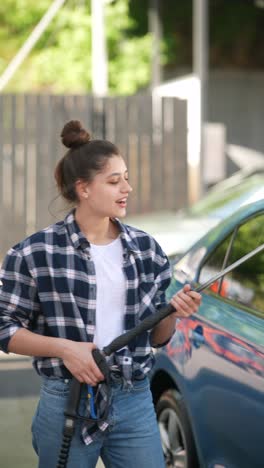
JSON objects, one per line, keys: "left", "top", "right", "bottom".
{"left": 64, "top": 209, "right": 141, "bottom": 255}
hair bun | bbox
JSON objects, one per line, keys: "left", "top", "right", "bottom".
{"left": 61, "top": 120, "right": 91, "bottom": 148}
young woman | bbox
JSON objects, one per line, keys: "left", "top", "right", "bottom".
{"left": 0, "top": 120, "right": 201, "bottom": 468}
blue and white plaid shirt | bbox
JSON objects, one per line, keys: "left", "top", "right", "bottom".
{"left": 0, "top": 210, "right": 172, "bottom": 382}
{"left": 0, "top": 210, "right": 172, "bottom": 443}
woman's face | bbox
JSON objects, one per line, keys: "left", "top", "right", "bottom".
{"left": 80, "top": 155, "right": 133, "bottom": 218}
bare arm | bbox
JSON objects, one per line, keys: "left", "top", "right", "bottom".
{"left": 151, "top": 284, "right": 202, "bottom": 346}
{"left": 8, "top": 328, "right": 104, "bottom": 385}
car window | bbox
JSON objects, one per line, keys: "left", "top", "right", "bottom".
{"left": 199, "top": 214, "right": 264, "bottom": 316}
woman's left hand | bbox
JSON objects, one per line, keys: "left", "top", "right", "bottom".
{"left": 170, "top": 284, "right": 202, "bottom": 319}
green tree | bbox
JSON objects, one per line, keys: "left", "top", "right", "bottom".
{"left": 0, "top": 0, "right": 151, "bottom": 94}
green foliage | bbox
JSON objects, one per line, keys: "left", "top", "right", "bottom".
{"left": 105, "top": 0, "right": 151, "bottom": 94}
{"left": 29, "top": 8, "right": 93, "bottom": 92}
{"left": 108, "top": 35, "right": 151, "bottom": 94}
{"left": 0, "top": 0, "right": 151, "bottom": 94}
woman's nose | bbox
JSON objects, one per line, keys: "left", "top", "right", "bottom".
{"left": 122, "top": 180, "right": 133, "bottom": 192}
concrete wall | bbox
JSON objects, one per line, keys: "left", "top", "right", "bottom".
{"left": 208, "top": 70, "right": 264, "bottom": 155}
{"left": 164, "top": 68, "right": 264, "bottom": 156}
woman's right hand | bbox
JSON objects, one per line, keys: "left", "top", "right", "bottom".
{"left": 7, "top": 329, "right": 104, "bottom": 385}
{"left": 61, "top": 340, "right": 105, "bottom": 385}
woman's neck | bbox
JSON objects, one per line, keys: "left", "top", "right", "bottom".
{"left": 74, "top": 208, "right": 119, "bottom": 245}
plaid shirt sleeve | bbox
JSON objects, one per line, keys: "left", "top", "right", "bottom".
{"left": 153, "top": 250, "right": 171, "bottom": 310}
{"left": 151, "top": 239, "right": 173, "bottom": 348}
{"left": 0, "top": 247, "right": 40, "bottom": 353}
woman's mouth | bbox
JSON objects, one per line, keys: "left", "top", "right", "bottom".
{"left": 116, "top": 198, "right": 127, "bottom": 208}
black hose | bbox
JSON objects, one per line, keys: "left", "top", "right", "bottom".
{"left": 56, "top": 378, "right": 82, "bottom": 468}
{"left": 56, "top": 351, "right": 110, "bottom": 468}
{"left": 56, "top": 432, "right": 73, "bottom": 468}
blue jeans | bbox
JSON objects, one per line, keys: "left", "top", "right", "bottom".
{"left": 31, "top": 376, "right": 165, "bottom": 468}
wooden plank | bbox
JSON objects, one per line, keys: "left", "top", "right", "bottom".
{"left": 139, "top": 95, "right": 153, "bottom": 213}
{"left": 91, "top": 97, "right": 105, "bottom": 139}
{"left": 0, "top": 94, "right": 3, "bottom": 256}
{"left": 46, "top": 94, "right": 68, "bottom": 224}
{"left": 173, "top": 98, "right": 188, "bottom": 210}
{"left": 162, "top": 97, "right": 175, "bottom": 210}
{"left": 24, "top": 94, "right": 37, "bottom": 237}
{"left": 135, "top": 95, "right": 143, "bottom": 213}
{"left": 2, "top": 95, "right": 14, "bottom": 251}
{"left": 138, "top": 95, "right": 151, "bottom": 213}
{"left": 14, "top": 95, "right": 26, "bottom": 228}
{"left": 151, "top": 96, "right": 163, "bottom": 211}
{"left": 114, "top": 97, "right": 128, "bottom": 168}
{"left": 35, "top": 94, "right": 57, "bottom": 230}
{"left": 104, "top": 96, "right": 115, "bottom": 142}
{"left": 84, "top": 94, "right": 94, "bottom": 133}
{"left": 126, "top": 96, "right": 139, "bottom": 215}
{"left": 10, "top": 95, "right": 16, "bottom": 233}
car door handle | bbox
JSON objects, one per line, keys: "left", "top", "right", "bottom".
{"left": 190, "top": 325, "right": 205, "bottom": 348}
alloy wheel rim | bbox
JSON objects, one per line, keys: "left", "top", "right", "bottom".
{"left": 158, "top": 407, "right": 187, "bottom": 468}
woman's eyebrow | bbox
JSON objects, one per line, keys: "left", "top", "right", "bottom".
{"left": 107, "top": 170, "right": 128, "bottom": 178}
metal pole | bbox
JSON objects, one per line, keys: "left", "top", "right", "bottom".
{"left": 192, "top": 0, "right": 208, "bottom": 199}
{"left": 91, "top": 0, "right": 108, "bottom": 96}
{"left": 0, "top": 0, "right": 66, "bottom": 92}
{"left": 149, "top": 0, "right": 162, "bottom": 89}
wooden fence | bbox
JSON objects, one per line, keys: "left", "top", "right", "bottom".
{"left": 0, "top": 93, "right": 187, "bottom": 257}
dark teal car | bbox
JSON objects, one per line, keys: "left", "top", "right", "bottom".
{"left": 150, "top": 199, "right": 264, "bottom": 468}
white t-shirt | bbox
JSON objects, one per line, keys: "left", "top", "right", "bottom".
{"left": 91, "top": 236, "right": 126, "bottom": 349}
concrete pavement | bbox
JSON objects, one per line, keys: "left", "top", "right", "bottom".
{"left": 0, "top": 395, "right": 105, "bottom": 468}
{"left": 0, "top": 353, "right": 106, "bottom": 467}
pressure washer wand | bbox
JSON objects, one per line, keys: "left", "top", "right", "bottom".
{"left": 103, "top": 242, "right": 264, "bottom": 356}
{"left": 57, "top": 242, "right": 264, "bottom": 467}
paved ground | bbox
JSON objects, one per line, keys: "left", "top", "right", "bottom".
{"left": 0, "top": 395, "right": 105, "bottom": 467}
{"left": 0, "top": 354, "right": 105, "bottom": 467}
{"left": 0, "top": 396, "right": 39, "bottom": 468}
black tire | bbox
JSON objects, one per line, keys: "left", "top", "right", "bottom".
{"left": 156, "top": 389, "right": 199, "bottom": 468}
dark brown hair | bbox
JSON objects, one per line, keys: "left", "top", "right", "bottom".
{"left": 55, "top": 120, "right": 120, "bottom": 203}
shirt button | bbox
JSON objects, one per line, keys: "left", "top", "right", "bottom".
{"left": 124, "top": 357, "right": 132, "bottom": 363}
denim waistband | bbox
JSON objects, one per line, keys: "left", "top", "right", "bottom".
{"left": 41, "top": 374, "right": 149, "bottom": 394}
{"left": 41, "top": 372, "right": 146, "bottom": 385}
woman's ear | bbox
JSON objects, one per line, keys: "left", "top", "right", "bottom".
{"left": 75, "top": 179, "right": 89, "bottom": 200}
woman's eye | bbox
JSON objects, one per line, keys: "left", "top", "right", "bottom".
{"left": 109, "top": 178, "right": 129, "bottom": 184}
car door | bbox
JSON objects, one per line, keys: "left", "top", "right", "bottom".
{"left": 183, "top": 213, "right": 264, "bottom": 468}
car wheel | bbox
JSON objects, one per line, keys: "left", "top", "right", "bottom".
{"left": 156, "top": 389, "right": 199, "bottom": 468}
